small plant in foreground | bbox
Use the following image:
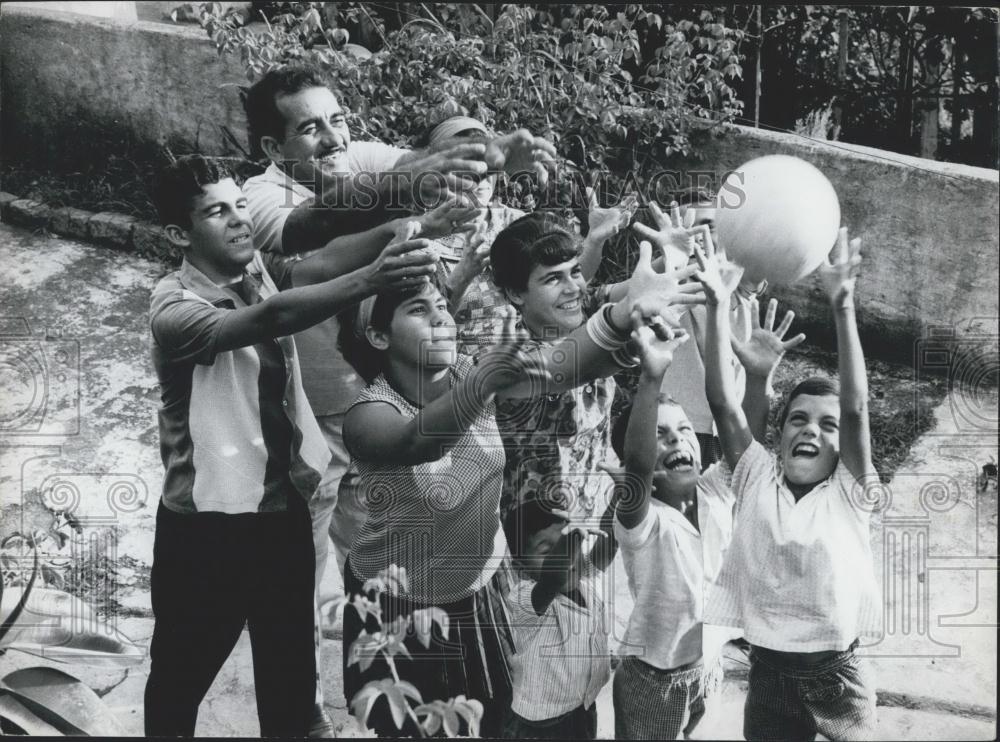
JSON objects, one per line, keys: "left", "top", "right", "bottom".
{"left": 332, "top": 565, "right": 483, "bottom": 737}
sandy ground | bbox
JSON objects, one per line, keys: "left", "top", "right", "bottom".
{"left": 0, "top": 222, "right": 996, "bottom": 739}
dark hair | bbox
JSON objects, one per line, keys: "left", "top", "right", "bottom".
{"left": 778, "top": 376, "right": 841, "bottom": 429}
{"left": 244, "top": 64, "right": 331, "bottom": 159}
{"left": 490, "top": 212, "right": 580, "bottom": 292}
{"left": 337, "top": 274, "right": 448, "bottom": 384}
{"left": 503, "top": 498, "right": 568, "bottom": 564}
{"left": 150, "top": 155, "right": 235, "bottom": 230}
{"left": 611, "top": 393, "right": 684, "bottom": 461}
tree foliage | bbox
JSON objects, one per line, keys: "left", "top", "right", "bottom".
{"left": 198, "top": 2, "right": 746, "bottom": 211}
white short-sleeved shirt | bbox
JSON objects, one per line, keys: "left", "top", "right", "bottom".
{"left": 242, "top": 141, "right": 406, "bottom": 416}
{"left": 613, "top": 464, "right": 738, "bottom": 670}
{"left": 704, "top": 439, "right": 882, "bottom": 652}
{"left": 507, "top": 571, "right": 611, "bottom": 721}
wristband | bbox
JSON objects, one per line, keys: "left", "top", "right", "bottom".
{"left": 611, "top": 345, "right": 641, "bottom": 369}
{"left": 586, "top": 303, "right": 631, "bottom": 351}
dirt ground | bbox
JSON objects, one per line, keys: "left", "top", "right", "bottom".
{"left": 0, "top": 222, "right": 995, "bottom": 739}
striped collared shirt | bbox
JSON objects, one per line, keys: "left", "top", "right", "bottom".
{"left": 704, "top": 439, "right": 881, "bottom": 652}
{"left": 507, "top": 570, "right": 611, "bottom": 721}
{"left": 150, "top": 253, "right": 330, "bottom": 514}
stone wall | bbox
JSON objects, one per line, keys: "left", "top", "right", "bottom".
{"left": 0, "top": 5, "right": 249, "bottom": 166}
{"left": 682, "top": 126, "right": 999, "bottom": 352}
{"left": 2, "top": 4, "right": 997, "bottom": 354}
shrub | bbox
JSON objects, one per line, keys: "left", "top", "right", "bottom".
{"left": 196, "top": 2, "right": 745, "bottom": 217}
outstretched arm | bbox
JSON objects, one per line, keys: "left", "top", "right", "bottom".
{"left": 818, "top": 228, "right": 878, "bottom": 482}
{"left": 694, "top": 228, "right": 754, "bottom": 470}
{"left": 498, "top": 241, "right": 705, "bottom": 400}
{"left": 288, "top": 200, "right": 478, "bottom": 286}
{"left": 344, "top": 310, "right": 548, "bottom": 466}
{"left": 617, "top": 320, "right": 689, "bottom": 529}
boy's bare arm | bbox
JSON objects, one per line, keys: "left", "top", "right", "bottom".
{"left": 213, "top": 237, "right": 436, "bottom": 352}
{"left": 617, "top": 321, "right": 689, "bottom": 529}
{"left": 819, "top": 228, "right": 878, "bottom": 482}
{"left": 694, "top": 229, "right": 754, "bottom": 470}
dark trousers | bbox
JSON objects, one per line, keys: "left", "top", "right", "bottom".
{"left": 744, "top": 642, "right": 877, "bottom": 741}
{"left": 144, "top": 499, "right": 316, "bottom": 737}
{"left": 502, "top": 704, "right": 597, "bottom": 740}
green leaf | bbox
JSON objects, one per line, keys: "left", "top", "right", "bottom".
{"left": 347, "top": 630, "right": 388, "bottom": 671}
{"left": 349, "top": 680, "right": 385, "bottom": 730}
{"left": 384, "top": 682, "right": 410, "bottom": 729}
{"left": 441, "top": 705, "right": 460, "bottom": 737}
{"left": 0, "top": 667, "right": 125, "bottom": 735}
{"left": 0, "top": 587, "right": 143, "bottom": 668}
{"left": 452, "top": 695, "right": 484, "bottom": 738}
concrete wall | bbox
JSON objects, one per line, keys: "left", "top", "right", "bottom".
{"left": 0, "top": 5, "right": 250, "bottom": 165}
{"left": 681, "top": 126, "right": 1000, "bottom": 352}
{"left": 2, "top": 5, "right": 998, "bottom": 353}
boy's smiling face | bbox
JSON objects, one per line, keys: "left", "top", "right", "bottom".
{"left": 779, "top": 393, "right": 841, "bottom": 486}
{"left": 177, "top": 178, "right": 254, "bottom": 282}
{"left": 652, "top": 401, "right": 701, "bottom": 497}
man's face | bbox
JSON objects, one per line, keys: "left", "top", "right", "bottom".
{"left": 511, "top": 258, "right": 587, "bottom": 337}
{"left": 182, "top": 178, "right": 254, "bottom": 279}
{"left": 270, "top": 86, "right": 351, "bottom": 184}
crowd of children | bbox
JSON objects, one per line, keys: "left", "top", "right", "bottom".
{"left": 144, "top": 62, "right": 883, "bottom": 741}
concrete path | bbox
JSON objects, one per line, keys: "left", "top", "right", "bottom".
{"left": 0, "top": 222, "right": 995, "bottom": 739}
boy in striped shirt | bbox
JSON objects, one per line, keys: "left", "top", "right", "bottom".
{"left": 501, "top": 495, "right": 619, "bottom": 739}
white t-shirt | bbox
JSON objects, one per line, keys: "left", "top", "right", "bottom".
{"left": 613, "top": 463, "right": 739, "bottom": 670}
{"left": 704, "top": 439, "right": 882, "bottom": 652}
{"left": 242, "top": 141, "right": 406, "bottom": 416}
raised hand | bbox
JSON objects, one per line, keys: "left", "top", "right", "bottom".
{"left": 415, "top": 196, "right": 480, "bottom": 239}
{"left": 817, "top": 226, "right": 863, "bottom": 308}
{"left": 483, "top": 129, "right": 558, "bottom": 186}
{"left": 453, "top": 220, "right": 490, "bottom": 279}
{"left": 632, "top": 318, "right": 690, "bottom": 380}
{"left": 587, "top": 188, "right": 638, "bottom": 246}
{"left": 632, "top": 200, "right": 698, "bottom": 272}
{"left": 404, "top": 142, "right": 490, "bottom": 206}
{"left": 470, "top": 308, "right": 552, "bottom": 399}
{"left": 367, "top": 223, "right": 439, "bottom": 291}
{"left": 613, "top": 240, "right": 706, "bottom": 330}
{"left": 692, "top": 226, "right": 744, "bottom": 305}
{"left": 731, "top": 296, "right": 806, "bottom": 379}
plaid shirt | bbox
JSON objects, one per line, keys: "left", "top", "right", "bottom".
{"left": 346, "top": 355, "right": 508, "bottom": 604}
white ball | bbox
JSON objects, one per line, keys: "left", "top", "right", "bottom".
{"left": 715, "top": 155, "right": 840, "bottom": 286}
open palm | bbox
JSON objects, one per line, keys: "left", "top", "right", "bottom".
{"left": 732, "top": 297, "right": 806, "bottom": 377}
